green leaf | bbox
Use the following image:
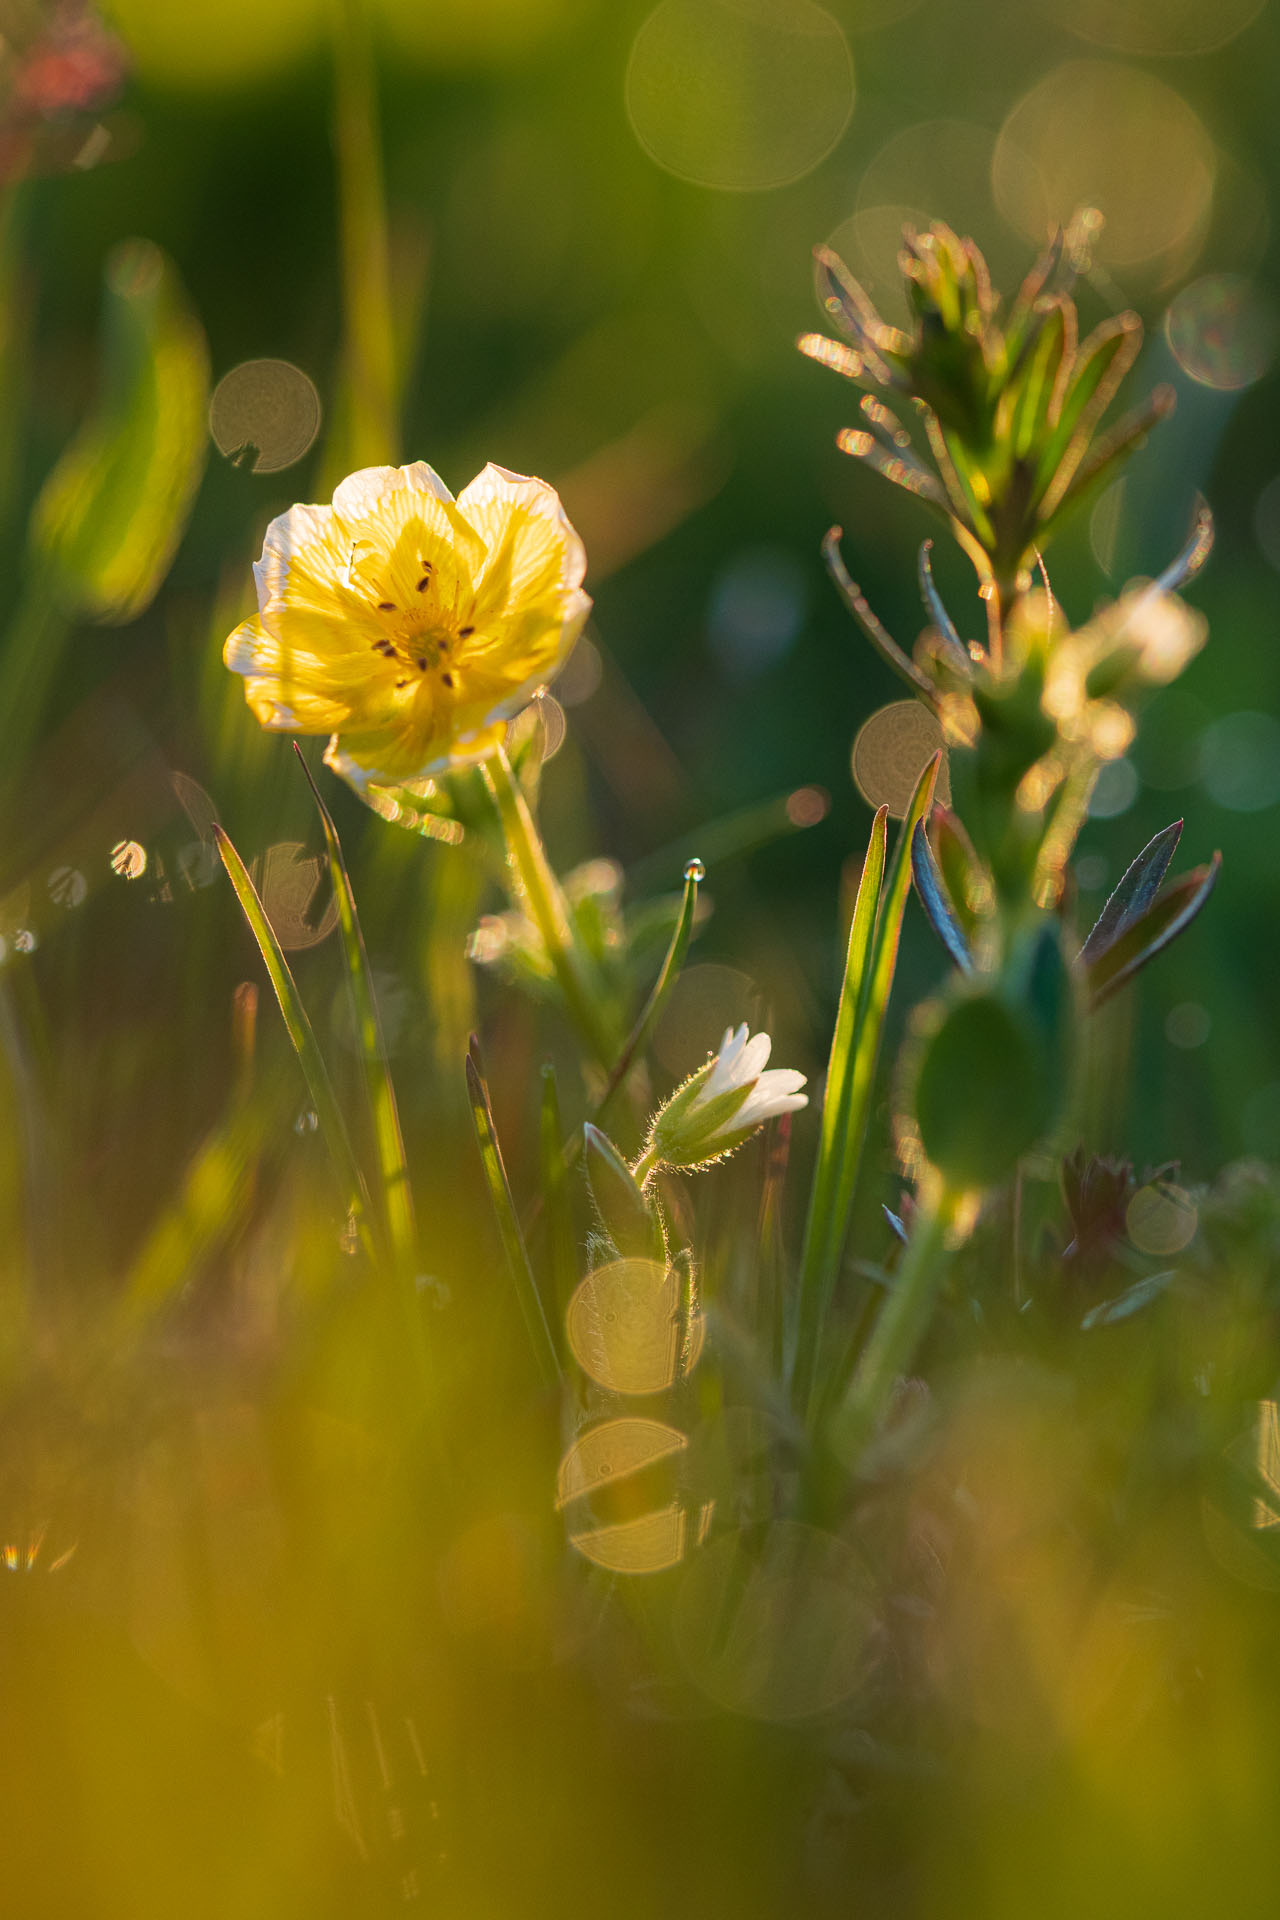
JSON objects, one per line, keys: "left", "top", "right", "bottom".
{"left": 584, "top": 1123, "right": 666, "bottom": 1264}
{"left": 466, "top": 1038, "right": 561, "bottom": 1387}
{"left": 1079, "top": 819, "right": 1183, "bottom": 967}
{"left": 1007, "top": 297, "right": 1070, "bottom": 463}
{"left": 1040, "top": 385, "right": 1175, "bottom": 531}
{"left": 214, "top": 823, "right": 375, "bottom": 1250}
{"left": 911, "top": 820, "right": 973, "bottom": 972}
{"left": 294, "top": 748, "right": 417, "bottom": 1287}
{"left": 1086, "top": 854, "right": 1220, "bottom": 1008}
{"left": 32, "top": 240, "right": 209, "bottom": 623}
{"left": 1033, "top": 312, "right": 1142, "bottom": 511}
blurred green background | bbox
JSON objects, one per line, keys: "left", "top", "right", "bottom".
{"left": 13, "top": 0, "right": 1280, "bottom": 1182}
{"left": 6, "top": 2, "right": 1280, "bottom": 1913}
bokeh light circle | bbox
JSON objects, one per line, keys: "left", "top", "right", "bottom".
{"left": 209, "top": 360, "right": 322, "bottom": 474}
{"left": 1164, "top": 275, "right": 1276, "bottom": 392}
{"left": 625, "top": 0, "right": 855, "bottom": 193}
{"left": 993, "top": 61, "right": 1215, "bottom": 269}
{"left": 831, "top": 120, "right": 1014, "bottom": 321}
{"left": 1199, "top": 711, "right": 1280, "bottom": 813}
{"left": 852, "top": 700, "right": 950, "bottom": 817}
{"left": 1126, "top": 1182, "right": 1198, "bottom": 1256}
{"left": 1040, "top": 0, "right": 1266, "bottom": 56}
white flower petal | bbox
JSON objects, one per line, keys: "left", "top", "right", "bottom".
{"left": 331, "top": 462, "right": 454, "bottom": 524}
{"left": 739, "top": 1032, "right": 773, "bottom": 1081}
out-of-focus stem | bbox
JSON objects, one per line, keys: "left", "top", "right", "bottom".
{"left": 481, "top": 745, "right": 617, "bottom": 1069}
{"left": 830, "top": 1184, "right": 959, "bottom": 1468}
{"left": 331, "top": 0, "right": 397, "bottom": 466}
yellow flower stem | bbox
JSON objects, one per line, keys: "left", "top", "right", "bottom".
{"left": 481, "top": 745, "right": 618, "bottom": 1069}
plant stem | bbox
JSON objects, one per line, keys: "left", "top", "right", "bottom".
{"left": 481, "top": 745, "right": 617, "bottom": 1069}
{"left": 829, "top": 1184, "right": 958, "bottom": 1468}
{"left": 330, "top": 0, "right": 397, "bottom": 467}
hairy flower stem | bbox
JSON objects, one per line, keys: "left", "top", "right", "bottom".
{"left": 481, "top": 745, "right": 617, "bottom": 1069}
{"left": 830, "top": 1185, "right": 959, "bottom": 1468}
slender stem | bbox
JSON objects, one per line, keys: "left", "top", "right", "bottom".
{"left": 830, "top": 1185, "right": 958, "bottom": 1468}
{"left": 481, "top": 745, "right": 617, "bottom": 1068}
{"left": 331, "top": 0, "right": 397, "bottom": 466}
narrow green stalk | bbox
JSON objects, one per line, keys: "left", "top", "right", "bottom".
{"left": 331, "top": 0, "right": 397, "bottom": 466}
{"left": 295, "top": 749, "right": 418, "bottom": 1285}
{"left": 481, "top": 744, "right": 617, "bottom": 1068}
{"left": 829, "top": 1186, "right": 958, "bottom": 1469}
{"left": 791, "top": 756, "right": 940, "bottom": 1424}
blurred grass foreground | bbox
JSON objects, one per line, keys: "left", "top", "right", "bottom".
{"left": 5, "top": 1, "right": 1280, "bottom": 1915}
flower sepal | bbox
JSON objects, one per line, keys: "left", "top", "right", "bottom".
{"left": 636, "top": 1025, "right": 807, "bottom": 1181}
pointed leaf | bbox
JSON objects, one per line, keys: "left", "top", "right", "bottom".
{"left": 1079, "top": 818, "right": 1183, "bottom": 966}
{"left": 1033, "top": 312, "right": 1142, "bottom": 509}
{"left": 584, "top": 1122, "right": 666, "bottom": 1265}
{"left": 1041, "top": 385, "right": 1176, "bottom": 530}
{"left": 911, "top": 819, "right": 973, "bottom": 971}
{"left": 1087, "top": 854, "right": 1220, "bottom": 1008}
{"left": 917, "top": 540, "right": 968, "bottom": 666}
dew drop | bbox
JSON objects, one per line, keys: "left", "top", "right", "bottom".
{"left": 684, "top": 857, "right": 706, "bottom": 883}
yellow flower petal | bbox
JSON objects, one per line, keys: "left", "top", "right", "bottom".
{"left": 225, "top": 458, "right": 591, "bottom": 799}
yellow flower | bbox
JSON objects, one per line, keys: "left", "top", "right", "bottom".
{"left": 223, "top": 461, "right": 591, "bottom": 795}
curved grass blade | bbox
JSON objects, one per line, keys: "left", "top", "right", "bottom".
{"left": 215, "top": 824, "right": 376, "bottom": 1254}
{"left": 595, "top": 858, "right": 702, "bottom": 1126}
{"left": 911, "top": 819, "right": 973, "bottom": 972}
{"left": 294, "top": 747, "right": 416, "bottom": 1281}
{"left": 1079, "top": 818, "right": 1182, "bottom": 967}
{"left": 917, "top": 540, "right": 968, "bottom": 666}
{"left": 823, "top": 527, "right": 939, "bottom": 703}
{"left": 466, "top": 1037, "right": 561, "bottom": 1388}
{"left": 1150, "top": 496, "right": 1214, "bottom": 598}
{"left": 1087, "top": 854, "right": 1220, "bottom": 1008}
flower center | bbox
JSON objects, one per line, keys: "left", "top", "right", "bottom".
{"left": 365, "top": 556, "right": 478, "bottom": 694}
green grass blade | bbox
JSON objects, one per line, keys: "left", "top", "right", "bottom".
{"left": 294, "top": 746, "right": 417, "bottom": 1280}
{"left": 595, "top": 858, "right": 702, "bottom": 1127}
{"left": 466, "top": 1038, "right": 561, "bottom": 1388}
{"left": 790, "top": 804, "right": 888, "bottom": 1415}
{"left": 214, "top": 823, "right": 376, "bottom": 1253}
{"left": 792, "top": 752, "right": 942, "bottom": 1422}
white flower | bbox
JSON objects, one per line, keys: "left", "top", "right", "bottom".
{"left": 638, "top": 1024, "right": 807, "bottom": 1178}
